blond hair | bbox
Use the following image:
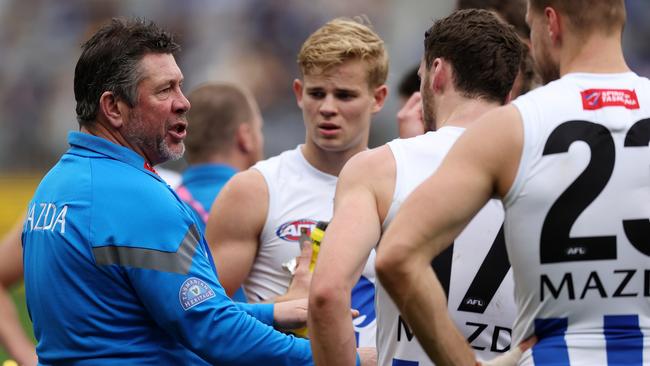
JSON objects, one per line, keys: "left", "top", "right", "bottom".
{"left": 297, "top": 17, "right": 388, "bottom": 89}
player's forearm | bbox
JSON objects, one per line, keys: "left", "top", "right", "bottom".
{"left": 309, "top": 289, "right": 357, "bottom": 366}
{"left": 377, "top": 253, "right": 475, "bottom": 365}
{"left": 407, "top": 268, "right": 475, "bottom": 365}
{"left": 0, "top": 287, "right": 37, "bottom": 366}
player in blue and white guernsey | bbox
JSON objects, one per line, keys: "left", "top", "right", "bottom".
{"left": 309, "top": 10, "right": 523, "bottom": 366}
{"left": 21, "top": 18, "right": 370, "bottom": 366}
{"left": 377, "top": 1, "right": 650, "bottom": 365}
{"left": 206, "top": 17, "right": 389, "bottom": 348}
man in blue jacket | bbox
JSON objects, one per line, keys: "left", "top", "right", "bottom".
{"left": 22, "top": 17, "right": 367, "bottom": 365}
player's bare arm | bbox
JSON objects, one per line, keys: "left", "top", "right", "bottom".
{"left": 0, "top": 218, "right": 24, "bottom": 286}
{"left": 375, "top": 105, "right": 523, "bottom": 365}
{"left": 0, "top": 215, "right": 38, "bottom": 366}
{"left": 309, "top": 146, "right": 394, "bottom": 365}
{"left": 205, "top": 169, "right": 268, "bottom": 298}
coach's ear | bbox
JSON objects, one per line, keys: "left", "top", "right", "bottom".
{"left": 98, "top": 91, "right": 126, "bottom": 129}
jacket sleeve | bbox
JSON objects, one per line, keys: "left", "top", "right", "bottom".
{"left": 235, "top": 302, "right": 274, "bottom": 326}
{"left": 124, "top": 226, "right": 313, "bottom": 365}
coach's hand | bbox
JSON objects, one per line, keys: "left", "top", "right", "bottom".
{"left": 273, "top": 298, "right": 308, "bottom": 330}
{"left": 274, "top": 297, "right": 360, "bottom": 330}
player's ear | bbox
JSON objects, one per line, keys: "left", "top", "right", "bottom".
{"left": 98, "top": 91, "right": 126, "bottom": 129}
{"left": 292, "top": 79, "right": 304, "bottom": 109}
{"left": 236, "top": 122, "right": 254, "bottom": 153}
{"left": 371, "top": 84, "right": 388, "bottom": 113}
{"left": 431, "top": 58, "right": 448, "bottom": 93}
{"left": 505, "top": 90, "right": 513, "bottom": 105}
{"left": 545, "top": 6, "right": 562, "bottom": 45}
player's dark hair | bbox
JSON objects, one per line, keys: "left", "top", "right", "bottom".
{"left": 529, "top": 0, "right": 625, "bottom": 37}
{"left": 74, "top": 17, "right": 180, "bottom": 126}
{"left": 456, "top": 0, "right": 529, "bottom": 38}
{"left": 424, "top": 9, "right": 523, "bottom": 103}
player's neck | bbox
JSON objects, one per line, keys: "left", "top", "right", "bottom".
{"left": 199, "top": 151, "right": 249, "bottom": 171}
{"left": 561, "top": 33, "right": 629, "bottom": 76}
{"left": 435, "top": 95, "right": 500, "bottom": 130}
{"left": 301, "top": 142, "right": 366, "bottom": 177}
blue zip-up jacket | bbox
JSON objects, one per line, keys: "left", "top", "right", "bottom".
{"left": 22, "top": 132, "right": 313, "bottom": 365}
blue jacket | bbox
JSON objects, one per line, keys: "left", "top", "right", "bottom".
{"left": 22, "top": 132, "right": 313, "bottom": 365}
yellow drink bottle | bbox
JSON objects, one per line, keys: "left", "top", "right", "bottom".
{"left": 292, "top": 221, "right": 328, "bottom": 338}
{"left": 308, "top": 221, "right": 328, "bottom": 272}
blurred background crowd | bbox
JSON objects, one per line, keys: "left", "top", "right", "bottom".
{"left": 0, "top": 0, "right": 649, "bottom": 173}
{"left": 0, "top": 0, "right": 649, "bottom": 360}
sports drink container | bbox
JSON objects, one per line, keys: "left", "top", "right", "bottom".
{"left": 292, "top": 221, "right": 328, "bottom": 338}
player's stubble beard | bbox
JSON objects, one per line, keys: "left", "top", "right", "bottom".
{"left": 421, "top": 72, "right": 437, "bottom": 131}
{"left": 534, "top": 41, "right": 560, "bottom": 85}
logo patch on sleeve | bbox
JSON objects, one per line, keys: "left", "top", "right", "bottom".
{"left": 179, "top": 277, "right": 215, "bottom": 311}
{"left": 581, "top": 89, "right": 640, "bottom": 110}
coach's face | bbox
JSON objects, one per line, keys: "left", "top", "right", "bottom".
{"left": 123, "top": 53, "right": 191, "bottom": 166}
{"left": 526, "top": 2, "right": 560, "bottom": 84}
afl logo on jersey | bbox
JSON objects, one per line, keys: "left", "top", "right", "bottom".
{"left": 276, "top": 219, "right": 317, "bottom": 241}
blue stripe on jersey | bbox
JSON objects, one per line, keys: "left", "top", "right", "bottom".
{"left": 392, "top": 359, "right": 418, "bottom": 366}
{"left": 532, "top": 318, "right": 570, "bottom": 365}
{"left": 604, "top": 315, "right": 643, "bottom": 366}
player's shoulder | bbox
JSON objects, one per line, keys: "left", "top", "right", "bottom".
{"left": 212, "top": 167, "right": 268, "bottom": 211}
{"left": 340, "top": 145, "right": 395, "bottom": 187}
{"left": 225, "top": 168, "right": 266, "bottom": 194}
{"left": 252, "top": 146, "right": 300, "bottom": 176}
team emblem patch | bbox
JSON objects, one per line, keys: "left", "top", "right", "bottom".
{"left": 179, "top": 277, "right": 215, "bottom": 311}
{"left": 276, "top": 219, "right": 317, "bottom": 241}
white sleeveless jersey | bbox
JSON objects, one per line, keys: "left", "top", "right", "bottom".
{"left": 508, "top": 72, "right": 650, "bottom": 366}
{"left": 251, "top": 145, "right": 377, "bottom": 347}
{"left": 379, "top": 128, "right": 516, "bottom": 366}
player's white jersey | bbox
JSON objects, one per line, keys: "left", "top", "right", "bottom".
{"left": 252, "top": 145, "right": 377, "bottom": 347}
{"left": 508, "top": 72, "right": 650, "bottom": 365}
{"left": 379, "top": 128, "right": 516, "bottom": 365}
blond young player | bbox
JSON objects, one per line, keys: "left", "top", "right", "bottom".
{"left": 206, "top": 17, "right": 388, "bottom": 347}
